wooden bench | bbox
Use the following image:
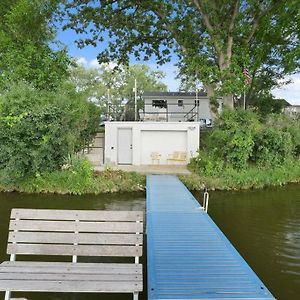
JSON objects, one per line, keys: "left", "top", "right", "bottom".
{"left": 167, "top": 151, "right": 187, "bottom": 164}
{"left": 0, "top": 209, "right": 143, "bottom": 300}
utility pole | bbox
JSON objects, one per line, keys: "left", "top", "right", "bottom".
{"left": 196, "top": 88, "right": 200, "bottom": 121}
{"left": 107, "top": 88, "right": 110, "bottom": 120}
{"left": 134, "top": 79, "right": 138, "bottom": 121}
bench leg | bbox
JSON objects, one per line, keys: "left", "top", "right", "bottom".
{"left": 4, "top": 291, "right": 11, "bottom": 300}
{"left": 133, "top": 292, "right": 139, "bottom": 300}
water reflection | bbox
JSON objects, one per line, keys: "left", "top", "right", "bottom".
{"left": 193, "top": 184, "right": 300, "bottom": 300}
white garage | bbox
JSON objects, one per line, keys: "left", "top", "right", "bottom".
{"left": 105, "top": 122, "right": 200, "bottom": 166}
{"left": 140, "top": 130, "right": 187, "bottom": 165}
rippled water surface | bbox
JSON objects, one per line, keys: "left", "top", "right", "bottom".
{"left": 0, "top": 184, "right": 299, "bottom": 300}
{"left": 194, "top": 184, "right": 300, "bottom": 300}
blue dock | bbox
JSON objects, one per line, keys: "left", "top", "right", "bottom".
{"left": 146, "top": 175, "right": 275, "bottom": 300}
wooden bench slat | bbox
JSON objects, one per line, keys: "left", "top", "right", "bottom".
{"left": 0, "top": 280, "right": 143, "bottom": 292}
{"left": 8, "top": 232, "right": 143, "bottom": 245}
{"left": 7, "top": 244, "right": 143, "bottom": 257}
{"left": 0, "top": 262, "right": 142, "bottom": 274}
{"left": 0, "top": 273, "right": 142, "bottom": 281}
{"left": 11, "top": 209, "right": 143, "bottom": 222}
{"left": 9, "top": 220, "right": 143, "bottom": 233}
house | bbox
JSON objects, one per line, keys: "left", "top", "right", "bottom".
{"left": 284, "top": 104, "right": 300, "bottom": 118}
{"left": 104, "top": 122, "right": 199, "bottom": 166}
{"left": 140, "top": 91, "right": 213, "bottom": 123}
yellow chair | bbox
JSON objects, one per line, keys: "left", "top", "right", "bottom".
{"left": 150, "top": 152, "right": 161, "bottom": 164}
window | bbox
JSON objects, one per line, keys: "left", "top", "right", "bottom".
{"left": 178, "top": 99, "right": 183, "bottom": 107}
{"left": 152, "top": 99, "right": 167, "bottom": 108}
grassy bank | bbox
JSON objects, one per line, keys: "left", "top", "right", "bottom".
{"left": 181, "top": 159, "right": 300, "bottom": 191}
{"left": 0, "top": 164, "right": 146, "bottom": 195}
{"left": 1, "top": 158, "right": 300, "bottom": 195}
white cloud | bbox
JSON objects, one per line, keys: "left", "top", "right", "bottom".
{"left": 272, "top": 74, "right": 300, "bottom": 105}
{"left": 76, "top": 57, "right": 88, "bottom": 65}
{"left": 76, "top": 57, "right": 119, "bottom": 70}
{"left": 90, "top": 58, "right": 100, "bottom": 67}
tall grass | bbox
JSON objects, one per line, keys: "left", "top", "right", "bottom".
{"left": 0, "top": 157, "right": 145, "bottom": 195}
{"left": 181, "top": 159, "right": 300, "bottom": 191}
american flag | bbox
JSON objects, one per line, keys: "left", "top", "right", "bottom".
{"left": 243, "top": 68, "right": 252, "bottom": 85}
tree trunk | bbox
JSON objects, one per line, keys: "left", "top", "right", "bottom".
{"left": 204, "top": 84, "right": 218, "bottom": 120}
{"left": 222, "top": 94, "right": 234, "bottom": 109}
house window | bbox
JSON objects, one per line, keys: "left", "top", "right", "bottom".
{"left": 152, "top": 99, "right": 167, "bottom": 108}
{"left": 178, "top": 100, "right": 183, "bottom": 107}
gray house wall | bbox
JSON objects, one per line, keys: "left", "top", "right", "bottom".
{"left": 142, "top": 92, "right": 212, "bottom": 122}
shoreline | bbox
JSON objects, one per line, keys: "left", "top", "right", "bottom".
{"left": 1, "top": 163, "right": 300, "bottom": 195}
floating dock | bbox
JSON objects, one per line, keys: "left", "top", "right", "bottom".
{"left": 147, "top": 175, "right": 275, "bottom": 299}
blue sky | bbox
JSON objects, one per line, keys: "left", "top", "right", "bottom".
{"left": 57, "top": 28, "right": 300, "bottom": 105}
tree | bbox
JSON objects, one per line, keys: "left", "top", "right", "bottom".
{"left": 0, "top": 0, "right": 71, "bottom": 90}
{"left": 63, "top": 0, "right": 299, "bottom": 109}
{"left": 69, "top": 63, "right": 167, "bottom": 121}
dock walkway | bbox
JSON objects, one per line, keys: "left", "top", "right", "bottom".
{"left": 146, "top": 175, "right": 275, "bottom": 300}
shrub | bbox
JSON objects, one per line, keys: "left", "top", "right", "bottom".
{"left": 190, "top": 109, "right": 298, "bottom": 178}
{"left": 0, "top": 82, "right": 100, "bottom": 183}
{"left": 206, "top": 109, "right": 261, "bottom": 169}
{"left": 252, "top": 127, "right": 293, "bottom": 167}
{"left": 189, "top": 151, "right": 224, "bottom": 177}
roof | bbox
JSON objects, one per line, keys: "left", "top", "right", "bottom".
{"left": 143, "top": 91, "right": 207, "bottom": 97}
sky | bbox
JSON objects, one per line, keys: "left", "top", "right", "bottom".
{"left": 57, "top": 28, "right": 300, "bottom": 105}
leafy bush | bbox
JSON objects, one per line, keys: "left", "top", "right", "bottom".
{"left": 189, "top": 151, "right": 224, "bottom": 177}
{"left": 190, "top": 109, "right": 298, "bottom": 180}
{"left": 0, "top": 159, "right": 146, "bottom": 195}
{"left": 0, "top": 83, "right": 100, "bottom": 183}
{"left": 252, "top": 127, "right": 293, "bottom": 167}
{"left": 265, "top": 114, "right": 300, "bottom": 157}
{"left": 206, "top": 109, "right": 261, "bottom": 169}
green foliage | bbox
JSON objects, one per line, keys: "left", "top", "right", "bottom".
{"left": 63, "top": 1, "right": 299, "bottom": 106}
{"left": 207, "top": 109, "right": 261, "bottom": 169}
{"left": 265, "top": 114, "right": 300, "bottom": 157}
{"left": 20, "top": 155, "right": 94, "bottom": 195}
{"left": 190, "top": 110, "right": 300, "bottom": 183}
{"left": 0, "top": 157, "right": 146, "bottom": 195}
{"left": 189, "top": 152, "right": 224, "bottom": 177}
{"left": 183, "top": 159, "right": 300, "bottom": 191}
{"left": 93, "top": 169, "right": 146, "bottom": 194}
{"left": 253, "top": 127, "right": 293, "bottom": 167}
{"left": 0, "top": 83, "right": 100, "bottom": 183}
{"left": 0, "top": 0, "right": 70, "bottom": 89}
{"left": 69, "top": 63, "right": 167, "bottom": 121}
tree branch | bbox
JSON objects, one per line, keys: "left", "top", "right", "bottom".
{"left": 245, "top": 0, "right": 285, "bottom": 43}
{"left": 193, "top": 0, "right": 222, "bottom": 56}
{"left": 226, "top": 0, "right": 240, "bottom": 63}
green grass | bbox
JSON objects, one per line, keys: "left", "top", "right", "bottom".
{"left": 0, "top": 160, "right": 146, "bottom": 195}
{"left": 181, "top": 159, "right": 300, "bottom": 191}
{"left": 1, "top": 157, "right": 299, "bottom": 195}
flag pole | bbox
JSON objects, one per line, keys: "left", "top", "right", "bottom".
{"left": 243, "top": 91, "right": 246, "bottom": 110}
{"left": 134, "top": 79, "right": 137, "bottom": 121}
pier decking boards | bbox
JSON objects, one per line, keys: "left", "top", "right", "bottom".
{"left": 146, "top": 175, "right": 275, "bottom": 300}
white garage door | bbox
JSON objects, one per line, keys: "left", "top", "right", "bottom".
{"left": 141, "top": 130, "right": 187, "bottom": 165}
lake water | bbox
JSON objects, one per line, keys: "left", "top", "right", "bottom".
{"left": 0, "top": 184, "right": 299, "bottom": 300}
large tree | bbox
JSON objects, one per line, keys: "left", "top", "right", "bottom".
{"left": 0, "top": 0, "right": 71, "bottom": 90}
{"left": 63, "top": 0, "right": 299, "bottom": 109}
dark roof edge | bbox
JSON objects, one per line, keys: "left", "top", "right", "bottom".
{"left": 143, "top": 91, "right": 208, "bottom": 97}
